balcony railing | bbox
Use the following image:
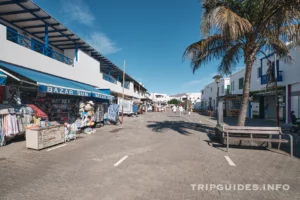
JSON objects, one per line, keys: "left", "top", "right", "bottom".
{"left": 6, "top": 28, "right": 74, "bottom": 66}
{"left": 124, "top": 82, "right": 130, "bottom": 89}
{"left": 261, "top": 71, "right": 283, "bottom": 85}
{"left": 102, "top": 74, "right": 117, "bottom": 84}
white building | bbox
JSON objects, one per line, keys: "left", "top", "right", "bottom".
{"left": 169, "top": 93, "right": 201, "bottom": 106}
{"left": 0, "top": 1, "right": 147, "bottom": 101}
{"left": 201, "top": 78, "right": 230, "bottom": 109}
{"left": 250, "top": 48, "right": 300, "bottom": 123}
{"left": 199, "top": 47, "right": 300, "bottom": 123}
{"left": 229, "top": 69, "right": 245, "bottom": 95}
{"left": 150, "top": 93, "right": 170, "bottom": 104}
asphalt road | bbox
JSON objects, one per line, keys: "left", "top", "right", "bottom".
{"left": 0, "top": 112, "right": 299, "bottom": 200}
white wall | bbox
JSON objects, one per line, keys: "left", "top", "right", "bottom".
{"left": 219, "top": 78, "right": 230, "bottom": 96}
{"left": 201, "top": 78, "right": 230, "bottom": 109}
{"left": 229, "top": 69, "right": 245, "bottom": 95}
{"left": 0, "top": 19, "right": 63, "bottom": 54}
{"left": 0, "top": 24, "right": 142, "bottom": 98}
{"left": 251, "top": 48, "right": 300, "bottom": 91}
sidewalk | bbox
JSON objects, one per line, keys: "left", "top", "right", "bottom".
{"left": 193, "top": 112, "right": 300, "bottom": 159}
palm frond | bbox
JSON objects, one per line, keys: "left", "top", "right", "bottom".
{"left": 218, "top": 43, "right": 244, "bottom": 75}
{"left": 202, "top": 6, "right": 253, "bottom": 40}
{"left": 268, "top": 38, "right": 292, "bottom": 64}
{"left": 183, "top": 34, "right": 230, "bottom": 73}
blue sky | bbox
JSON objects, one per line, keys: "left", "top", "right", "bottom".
{"left": 34, "top": 0, "right": 226, "bottom": 95}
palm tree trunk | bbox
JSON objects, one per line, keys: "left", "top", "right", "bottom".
{"left": 237, "top": 49, "right": 256, "bottom": 126}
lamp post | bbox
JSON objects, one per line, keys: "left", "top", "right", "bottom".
{"left": 213, "top": 75, "right": 222, "bottom": 126}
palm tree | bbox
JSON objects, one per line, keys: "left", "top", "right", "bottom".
{"left": 184, "top": 0, "right": 300, "bottom": 126}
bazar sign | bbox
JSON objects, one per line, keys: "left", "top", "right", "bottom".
{"left": 38, "top": 85, "right": 90, "bottom": 97}
{"left": 92, "top": 93, "right": 113, "bottom": 100}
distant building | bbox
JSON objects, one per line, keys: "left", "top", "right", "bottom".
{"left": 150, "top": 93, "right": 170, "bottom": 104}
{"left": 170, "top": 93, "right": 202, "bottom": 106}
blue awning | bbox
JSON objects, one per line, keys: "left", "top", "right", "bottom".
{"left": 0, "top": 62, "right": 113, "bottom": 99}
{"left": 71, "top": 82, "right": 114, "bottom": 100}
{"left": 0, "top": 71, "right": 7, "bottom": 86}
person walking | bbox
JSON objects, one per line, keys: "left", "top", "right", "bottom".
{"left": 172, "top": 105, "right": 177, "bottom": 117}
{"left": 179, "top": 105, "right": 183, "bottom": 116}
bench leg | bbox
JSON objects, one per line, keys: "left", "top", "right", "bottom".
{"left": 239, "top": 140, "right": 242, "bottom": 147}
{"left": 287, "top": 134, "right": 293, "bottom": 157}
{"left": 222, "top": 132, "right": 224, "bottom": 146}
{"left": 227, "top": 135, "right": 229, "bottom": 152}
{"left": 268, "top": 135, "right": 272, "bottom": 149}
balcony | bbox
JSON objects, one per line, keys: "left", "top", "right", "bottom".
{"left": 124, "top": 81, "right": 130, "bottom": 89}
{"left": 261, "top": 71, "right": 283, "bottom": 85}
{"left": 6, "top": 28, "right": 73, "bottom": 66}
{"left": 102, "top": 73, "right": 117, "bottom": 84}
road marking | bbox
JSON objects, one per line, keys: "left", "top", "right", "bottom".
{"left": 224, "top": 156, "right": 236, "bottom": 166}
{"left": 114, "top": 155, "right": 128, "bottom": 166}
{"left": 183, "top": 115, "right": 193, "bottom": 122}
{"left": 47, "top": 144, "right": 67, "bottom": 151}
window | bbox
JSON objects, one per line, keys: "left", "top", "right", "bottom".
{"left": 226, "top": 85, "right": 230, "bottom": 94}
{"left": 231, "top": 81, "right": 235, "bottom": 91}
{"left": 239, "top": 78, "right": 244, "bottom": 89}
{"left": 221, "top": 85, "right": 224, "bottom": 94}
{"left": 257, "top": 67, "right": 262, "bottom": 78}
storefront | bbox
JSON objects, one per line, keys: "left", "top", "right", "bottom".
{"left": 0, "top": 62, "right": 114, "bottom": 147}
{"left": 251, "top": 86, "right": 286, "bottom": 121}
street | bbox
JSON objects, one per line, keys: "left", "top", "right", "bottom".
{"left": 0, "top": 112, "right": 299, "bottom": 200}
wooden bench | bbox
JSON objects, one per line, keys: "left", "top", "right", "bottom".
{"left": 222, "top": 126, "right": 293, "bottom": 157}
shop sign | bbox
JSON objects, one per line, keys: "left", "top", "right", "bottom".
{"left": 251, "top": 102, "right": 260, "bottom": 117}
{"left": 92, "top": 93, "right": 113, "bottom": 100}
{"left": 38, "top": 85, "right": 90, "bottom": 97}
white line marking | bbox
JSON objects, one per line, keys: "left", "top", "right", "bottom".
{"left": 183, "top": 115, "right": 193, "bottom": 122}
{"left": 224, "top": 156, "right": 236, "bottom": 166}
{"left": 47, "top": 144, "right": 67, "bottom": 151}
{"left": 114, "top": 155, "right": 128, "bottom": 166}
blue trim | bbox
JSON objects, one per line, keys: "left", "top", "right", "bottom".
{"left": 0, "top": 61, "right": 113, "bottom": 100}
{"left": 108, "top": 65, "right": 111, "bottom": 77}
{"left": 75, "top": 44, "right": 78, "bottom": 62}
{"left": 6, "top": 29, "right": 73, "bottom": 65}
{"left": 0, "top": 62, "right": 91, "bottom": 97}
{"left": 248, "top": 100, "right": 251, "bottom": 118}
{"left": 44, "top": 23, "right": 48, "bottom": 48}
{"left": 124, "top": 81, "right": 130, "bottom": 89}
{"left": 97, "top": 89, "right": 111, "bottom": 95}
{"left": 103, "top": 74, "right": 117, "bottom": 84}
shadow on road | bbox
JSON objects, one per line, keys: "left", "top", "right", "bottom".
{"left": 147, "top": 121, "right": 214, "bottom": 136}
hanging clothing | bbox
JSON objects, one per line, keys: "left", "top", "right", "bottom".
{"left": 107, "top": 104, "right": 119, "bottom": 122}
{"left": 94, "top": 104, "right": 105, "bottom": 122}
{"left": 0, "top": 116, "right": 5, "bottom": 146}
{"left": 4, "top": 114, "right": 19, "bottom": 136}
{"left": 16, "top": 115, "right": 25, "bottom": 134}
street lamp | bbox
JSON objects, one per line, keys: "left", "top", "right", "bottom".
{"left": 213, "top": 75, "right": 222, "bottom": 125}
